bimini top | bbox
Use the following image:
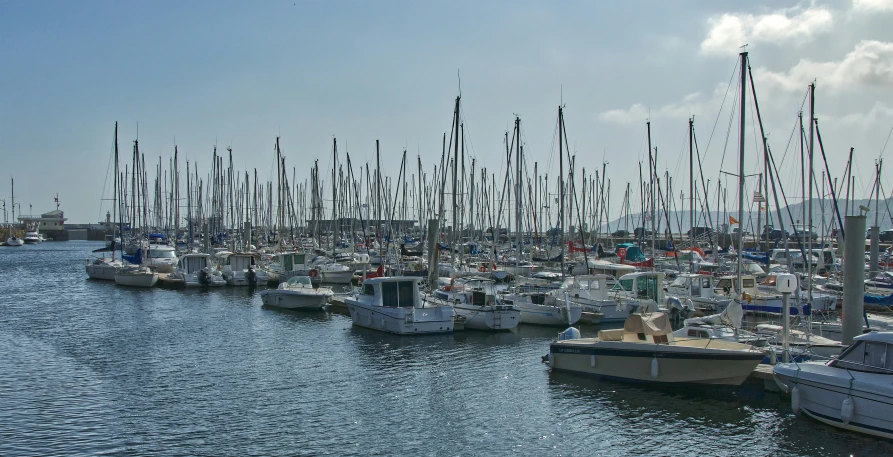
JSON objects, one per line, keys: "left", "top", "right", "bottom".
{"left": 854, "top": 331, "right": 893, "bottom": 345}
{"left": 623, "top": 312, "right": 672, "bottom": 336}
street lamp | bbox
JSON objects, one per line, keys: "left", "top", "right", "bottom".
{"left": 777, "top": 273, "right": 798, "bottom": 363}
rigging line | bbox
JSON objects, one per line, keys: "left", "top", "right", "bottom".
{"left": 716, "top": 76, "right": 740, "bottom": 181}
{"left": 702, "top": 58, "right": 740, "bottom": 158}
{"left": 880, "top": 124, "right": 893, "bottom": 160}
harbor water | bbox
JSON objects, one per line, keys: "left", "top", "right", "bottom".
{"left": 2, "top": 242, "right": 892, "bottom": 456}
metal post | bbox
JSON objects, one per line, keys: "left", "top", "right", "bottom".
{"left": 842, "top": 215, "right": 867, "bottom": 345}
{"left": 782, "top": 291, "right": 791, "bottom": 363}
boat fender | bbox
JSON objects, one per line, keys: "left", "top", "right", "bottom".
{"left": 590, "top": 355, "right": 596, "bottom": 368}
{"left": 650, "top": 357, "right": 659, "bottom": 379}
{"left": 768, "top": 350, "right": 777, "bottom": 365}
{"left": 548, "top": 353, "right": 554, "bottom": 367}
{"left": 841, "top": 396, "right": 854, "bottom": 424}
{"left": 791, "top": 385, "right": 800, "bottom": 413}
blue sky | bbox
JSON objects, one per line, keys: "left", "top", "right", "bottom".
{"left": 1, "top": 0, "right": 892, "bottom": 224}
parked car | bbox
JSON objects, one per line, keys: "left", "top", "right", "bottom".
{"left": 633, "top": 227, "right": 652, "bottom": 239}
{"left": 789, "top": 229, "right": 818, "bottom": 242}
{"left": 732, "top": 227, "right": 749, "bottom": 237}
{"left": 686, "top": 226, "right": 713, "bottom": 238}
{"left": 612, "top": 229, "right": 630, "bottom": 238}
{"left": 761, "top": 227, "right": 787, "bottom": 241}
{"left": 866, "top": 228, "right": 893, "bottom": 242}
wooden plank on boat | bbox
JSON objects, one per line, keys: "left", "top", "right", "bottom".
{"left": 328, "top": 297, "right": 350, "bottom": 315}
{"left": 157, "top": 273, "right": 185, "bottom": 289}
{"left": 578, "top": 312, "right": 604, "bottom": 325}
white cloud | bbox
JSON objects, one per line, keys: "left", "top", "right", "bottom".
{"left": 597, "top": 87, "right": 727, "bottom": 125}
{"left": 754, "top": 40, "right": 893, "bottom": 92}
{"left": 827, "top": 101, "right": 893, "bottom": 127}
{"left": 701, "top": 6, "right": 834, "bottom": 56}
{"left": 852, "top": 0, "right": 893, "bottom": 12}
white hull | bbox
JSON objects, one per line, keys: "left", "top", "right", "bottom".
{"left": 517, "top": 302, "right": 582, "bottom": 326}
{"left": 569, "top": 297, "right": 633, "bottom": 322}
{"left": 6, "top": 237, "right": 24, "bottom": 247}
{"left": 114, "top": 271, "right": 159, "bottom": 288}
{"left": 346, "top": 301, "right": 454, "bottom": 334}
{"left": 550, "top": 339, "right": 764, "bottom": 385}
{"left": 144, "top": 259, "right": 176, "bottom": 273}
{"left": 775, "top": 364, "right": 893, "bottom": 439}
{"left": 454, "top": 304, "right": 520, "bottom": 331}
{"left": 261, "top": 289, "right": 331, "bottom": 309}
{"left": 86, "top": 262, "right": 120, "bottom": 281}
{"left": 321, "top": 270, "right": 354, "bottom": 284}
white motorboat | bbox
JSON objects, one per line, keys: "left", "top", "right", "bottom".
{"left": 86, "top": 257, "right": 124, "bottom": 281}
{"left": 345, "top": 277, "right": 454, "bottom": 335}
{"left": 547, "top": 312, "right": 766, "bottom": 385}
{"left": 774, "top": 332, "right": 893, "bottom": 439}
{"left": 170, "top": 253, "right": 226, "bottom": 287}
{"left": 114, "top": 265, "right": 159, "bottom": 288}
{"left": 666, "top": 273, "right": 731, "bottom": 314}
{"left": 264, "top": 252, "right": 314, "bottom": 284}
{"left": 316, "top": 261, "right": 355, "bottom": 284}
{"left": 143, "top": 244, "right": 178, "bottom": 273}
{"left": 751, "top": 323, "right": 843, "bottom": 359}
{"left": 498, "top": 291, "right": 582, "bottom": 326}
{"left": 261, "top": 276, "right": 333, "bottom": 309}
{"left": 23, "top": 229, "right": 43, "bottom": 244}
{"left": 220, "top": 252, "right": 268, "bottom": 286}
{"left": 424, "top": 278, "right": 520, "bottom": 331}
{"left": 5, "top": 235, "right": 24, "bottom": 247}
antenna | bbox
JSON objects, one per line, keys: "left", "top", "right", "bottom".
{"left": 457, "top": 69, "right": 461, "bottom": 96}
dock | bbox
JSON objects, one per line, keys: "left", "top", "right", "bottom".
{"left": 748, "top": 364, "right": 780, "bottom": 392}
{"left": 157, "top": 273, "right": 185, "bottom": 289}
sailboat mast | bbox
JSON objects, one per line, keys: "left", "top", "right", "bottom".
{"left": 559, "top": 106, "right": 566, "bottom": 277}
{"left": 807, "top": 82, "right": 815, "bottom": 301}
{"left": 689, "top": 117, "right": 694, "bottom": 271}
{"left": 737, "top": 51, "right": 748, "bottom": 295}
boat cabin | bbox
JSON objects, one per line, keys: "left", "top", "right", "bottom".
{"left": 587, "top": 260, "right": 635, "bottom": 279}
{"left": 360, "top": 277, "right": 421, "bottom": 308}
{"left": 829, "top": 332, "right": 893, "bottom": 374}
{"left": 562, "top": 275, "right": 610, "bottom": 300}
{"left": 224, "top": 253, "right": 257, "bottom": 272}
{"left": 714, "top": 275, "right": 759, "bottom": 297}
{"left": 667, "top": 274, "right": 716, "bottom": 300}
{"left": 614, "top": 272, "right": 665, "bottom": 304}
{"left": 178, "top": 253, "right": 211, "bottom": 274}
{"left": 274, "top": 252, "right": 308, "bottom": 272}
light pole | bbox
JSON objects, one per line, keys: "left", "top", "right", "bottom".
{"left": 777, "top": 273, "right": 798, "bottom": 363}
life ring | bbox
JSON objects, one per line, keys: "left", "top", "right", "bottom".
{"left": 479, "top": 265, "right": 487, "bottom": 272}
{"left": 309, "top": 269, "right": 320, "bottom": 279}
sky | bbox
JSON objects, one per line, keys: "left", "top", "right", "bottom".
{"left": 1, "top": 0, "right": 892, "bottom": 225}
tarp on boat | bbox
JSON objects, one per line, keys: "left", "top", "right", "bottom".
{"left": 623, "top": 313, "right": 673, "bottom": 336}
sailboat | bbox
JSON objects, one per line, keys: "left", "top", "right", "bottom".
{"left": 87, "top": 124, "right": 126, "bottom": 280}
{"left": 6, "top": 179, "right": 23, "bottom": 247}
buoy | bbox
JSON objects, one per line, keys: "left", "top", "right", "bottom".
{"left": 791, "top": 385, "right": 800, "bottom": 413}
{"left": 309, "top": 269, "right": 320, "bottom": 280}
{"left": 651, "top": 357, "right": 659, "bottom": 380}
{"left": 769, "top": 350, "right": 777, "bottom": 365}
{"left": 841, "top": 396, "right": 854, "bottom": 424}
{"left": 548, "top": 353, "right": 554, "bottom": 367}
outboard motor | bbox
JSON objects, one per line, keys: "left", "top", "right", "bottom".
{"left": 246, "top": 267, "right": 257, "bottom": 287}
{"left": 198, "top": 269, "right": 210, "bottom": 286}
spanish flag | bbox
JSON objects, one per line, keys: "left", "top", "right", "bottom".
{"left": 729, "top": 216, "right": 739, "bottom": 225}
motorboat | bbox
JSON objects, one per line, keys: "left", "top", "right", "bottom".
{"left": 423, "top": 278, "right": 520, "bottom": 331}
{"left": 498, "top": 291, "right": 582, "bottom": 326}
{"left": 169, "top": 253, "right": 226, "bottom": 287}
{"left": 773, "top": 332, "right": 893, "bottom": 439}
{"left": 345, "top": 276, "right": 454, "bottom": 335}
{"left": 86, "top": 257, "right": 124, "bottom": 281}
{"left": 23, "top": 228, "right": 43, "bottom": 244}
{"left": 220, "top": 252, "right": 268, "bottom": 286}
{"left": 114, "top": 265, "right": 159, "bottom": 288}
{"left": 264, "top": 252, "right": 315, "bottom": 284}
{"left": 6, "top": 234, "right": 23, "bottom": 247}
{"left": 551, "top": 275, "right": 635, "bottom": 322}
{"left": 315, "top": 261, "right": 355, "bottom": 284}
{"left": 143, "top": 244, "right": 178, "bottom": 273}
{"left": 751, "top": 323, "right": 843, "bottom": 359}
{"left": 547, "top": 312, "right": 765, "bottom": 385}
{"left": 665, "top": 273, "right": 731, "bottom": 315}
{"left": 260, "top": 276, "right": 333, "bottom": 309}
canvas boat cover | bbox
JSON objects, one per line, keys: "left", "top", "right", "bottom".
{"left": 623, "top": 313, "right": 673, "bottom": 336}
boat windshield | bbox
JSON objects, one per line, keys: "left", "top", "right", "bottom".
{"left": 615, "top": 279, "right": 634, "bottom": 292}
{"left": 830, "top": 341, "right": 893, "bottom": 374}
{"left": 287, "top": 276, "right": 312, "bottom": 286}
{"left": 670, "top": 277, "right": 688, "bottom": 288}
{"left": 149, "top": 249, "right": 177, "bottom": 258}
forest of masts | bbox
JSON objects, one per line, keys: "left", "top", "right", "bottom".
{"left": 105, "top": 56, "right": 887, "bottom": 256}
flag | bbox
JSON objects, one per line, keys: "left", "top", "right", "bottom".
{"left": 729, "top": 216, "right": 739, "bottom": 225}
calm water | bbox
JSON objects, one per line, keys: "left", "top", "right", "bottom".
{"left": 1, "top": 241, "right": 891, "bottom": 456}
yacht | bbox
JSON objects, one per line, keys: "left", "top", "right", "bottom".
{"left": 547, "top": 312, "right": 766, "bottom": 385}
{"left": 551, "top": 275, "right": 635, "bottom": 322}
{"left": 261, "top": 276, "right": 333, "bottom": 309}
{"left": 773, "top": 332, "right": 893, "bottom": 439}
{"left": 423, "top": 278, "right": 520, "bottom": 331}
{"left": 315, "top": 261, "right": 355, "bottom": 284}
{"left": 345, "top": 277, "right": 455, "bottom": 334}
{"left": 170, "top": 253, "right": 226, "bottom": 287}
{"left": 665, "top": 273, "right": 731, "bottom": 315}
{"left": 23, "top": 228, "right": 43, "bottom": 244}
